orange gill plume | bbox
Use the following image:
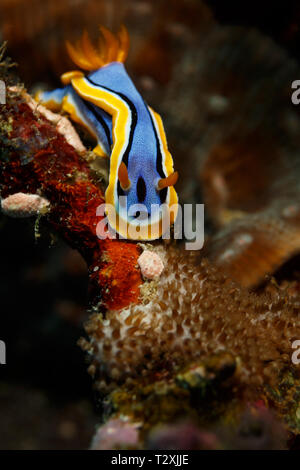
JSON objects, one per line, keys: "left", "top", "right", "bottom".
{"left": 66, "top": 24, "right": 130, "bottom": 71}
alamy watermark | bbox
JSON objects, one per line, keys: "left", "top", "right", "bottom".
{"left": 0, "top": 80, "right": 6, "bottom": 104}
{"left": 96, "top": 200, "right": 205, "bottom": 250}
{"left": 0, "top": 340, "right": 6, "bottom": 365}
{"left": 292, "top": 340, "right": 300, "bottom": 365}
{"left": 290, "top": 86, "right": 300, "bottom": 367}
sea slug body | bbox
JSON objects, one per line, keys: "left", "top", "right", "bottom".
{"left": 35, "top": 26, "right": 178, "bottom": 240}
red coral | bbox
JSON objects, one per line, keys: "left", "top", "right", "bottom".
{"left": 96, "top": 240, "right": 141, "bottom": 310}
{"left": 0, "top": 93, "right": 142, "bottom": 311}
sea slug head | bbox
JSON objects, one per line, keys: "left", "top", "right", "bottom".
{"left": 105, "top": 160, "right": 178, "bottom": 241}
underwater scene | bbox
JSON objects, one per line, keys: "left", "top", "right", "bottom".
{"left": 0, "top": 0, "right": 300, "bottom": 452}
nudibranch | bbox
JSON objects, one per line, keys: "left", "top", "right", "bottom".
{"left": 36, "top": 26, "right": 178, "bottom": 240}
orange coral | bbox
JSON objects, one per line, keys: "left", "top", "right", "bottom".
{"left": 94, "top": 240, "right": 141, "bottom": 311}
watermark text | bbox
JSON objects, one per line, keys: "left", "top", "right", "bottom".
{"left": 0, "top": 340, "right": 6, "bottom": 365}
{"left": 292, "top": 340, "right": 300, "bottom": 365}
{"left": 0, "top": 80, "right": 6, "bottom": 104}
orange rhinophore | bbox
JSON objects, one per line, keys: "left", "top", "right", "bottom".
{"left": 118, "top": 162, "right": 131, "bottom": 191}
{"left": 157, "top": 171, "right": 178, "bottom": 190}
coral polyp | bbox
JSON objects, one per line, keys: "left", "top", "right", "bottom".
{"left": 137, "top": 250, "right": 164, "bottom": 280}
{"left": 1, "top": 192, "right": 49, "bottom": 217}
{"left": 84, "top": 247, "right": 300, "bottom": 402}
